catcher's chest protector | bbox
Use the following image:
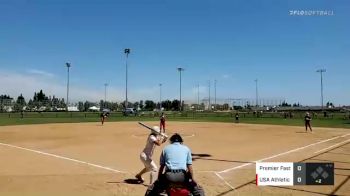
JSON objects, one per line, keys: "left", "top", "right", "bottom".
{"left": 168, "top": 188, "right": 191, "bottom": 196}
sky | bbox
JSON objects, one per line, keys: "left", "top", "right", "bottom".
{"left": 0, "top": 0, "right": 349, "bottom": 106}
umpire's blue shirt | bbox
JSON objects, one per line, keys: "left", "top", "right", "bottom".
{"left": 160, "top": 142, "right": 192, "bottom": 170}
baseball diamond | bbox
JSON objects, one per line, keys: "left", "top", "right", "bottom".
{"left": 0, "top": 122, "right": 349, "bottom": 195}
{"left": 1, "top": 1, "right": 350, "bottom": 196}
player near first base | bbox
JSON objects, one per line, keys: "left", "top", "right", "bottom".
{"left": 304, "top": 112, "right": 312, "bottom": 132}
{"left": 136, "top": 126, "right": 167, "bottom": 185}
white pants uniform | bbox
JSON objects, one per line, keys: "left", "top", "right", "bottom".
{"left": 140, "top": 152, "right": 158, "bottom": 172}
{"left": 140, "top": 134, "right": 158, "bottom": 184}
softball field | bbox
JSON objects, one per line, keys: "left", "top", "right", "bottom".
{"left": 0, "top": 121, "right": 349, "bottom": 196}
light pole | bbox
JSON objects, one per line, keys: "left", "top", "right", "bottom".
{"left": 208, "top": 80, "right": 211, "bottom": 110}
{"left": 254, "top": 79, "right": 258, "bottom": 107}
{"left": 177, "top": 67, "right": 184, "bottom": 111}
{"left": 159, "top": 83, "right": 162, "bottom": 110}
{"left": 316, "top": 69, "right": 326, "bottom": 110}
{"left": 65, "top": 62, "right": 71, "bottom": 111}
{"left": 124, "top": 48, "right": 130, "bottom": 109}
{"left": 197, "top": 84, "right": 200, "bottom": 110}
{"left": 214, "top": 79, "right": 217, "bottom": 110}
{"left": 104, "top": 83, "right": 108, "bottom": 108}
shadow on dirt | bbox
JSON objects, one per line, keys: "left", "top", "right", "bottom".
{"left": 107, "top": 179, "right": 147, "bottom": 187}
{"left": 192, "top": 153, "right": 251, "bottom": 164}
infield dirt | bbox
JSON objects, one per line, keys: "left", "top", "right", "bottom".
{"left": 0, "top": 121, "right": 349, "bottom": 195}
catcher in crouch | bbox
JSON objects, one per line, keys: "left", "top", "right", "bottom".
{"left": 135, "top": 126, "right": 167, "bottom": 185}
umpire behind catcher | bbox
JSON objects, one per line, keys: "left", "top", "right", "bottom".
{"left": 146, "top": 133, "right": 205, "bottom": 196}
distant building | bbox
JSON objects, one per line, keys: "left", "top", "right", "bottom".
{"left": 88, "top": 106, "right": 100, "bottom": 111}
{"left": 68, "top": 106, "right": 79, "bottom": 112}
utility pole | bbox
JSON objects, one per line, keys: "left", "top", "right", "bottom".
{"left": 214, "top": 79, "right": 217, "bottom": 110}
{"left": 159, "top": 83, "right": 162, "bottom": 110}
{"left": 254, "top": 79, "right": 258, "bottom": 107}
{"left": 177, "top": 67, "right": 184, "bottom": 111}
{"left": 208, "top": 80, "right": 211, "bottom": 110}
{"left": 104, "top": 83, "right": 108, "bottom": 108}
{"left": 65, "top": 62, "right": 71, "bottom": 111}
{"left": 124, "top": 48, "right": 130, "bottom": 109}
{"left": 197, "top": 84, "right": 200, "bottom": 110}
{"left": 316, "top": 69, "right": 326, "bottom": 110}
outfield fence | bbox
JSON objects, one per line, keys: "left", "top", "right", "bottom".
{"left": 0, "top": 111, "right": 349, "bottom": 120}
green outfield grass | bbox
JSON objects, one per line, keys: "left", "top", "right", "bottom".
{"left": 0, "top": 112, "right": 349, "bottom": 129}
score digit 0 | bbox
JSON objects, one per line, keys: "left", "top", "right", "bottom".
{"left": 297, "top": 177, "right": 301, "bottom": 183}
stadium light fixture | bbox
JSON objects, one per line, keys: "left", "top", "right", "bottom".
{"left": 214, "top": 79, "right": 217, "bottom": 110}
{"left": 104, "top": 83, "right": 108, "bottom": 105}
{"left": 124, "top": 48, "right": 130, "bottom": 108}
{"left": 197, "top": 84, "right": 200, "bottom": 110}
{"left": 208, "top": 80, "right": 211, "bottom": 110}
{"left": 316, "top": 69, "right": 326, "bottom": 110}
{"left": 65, "top": 62, "right": 71, "bottom": 111}
{"left": 177, "top": 67, "right": 184, "bottom": 111}
{"left": 255, "top": 79, "right": 258, "bottom": 107}
{"left": 159, "top": 83, "right": 162, "bottom": 110}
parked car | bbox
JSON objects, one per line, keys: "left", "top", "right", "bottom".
{"left": 123, "top": 108, "right": 137, "bottom": 116}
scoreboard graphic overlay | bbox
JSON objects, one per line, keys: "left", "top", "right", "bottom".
{"left": 256, "top": 162, "right": 334, "bottom": 186}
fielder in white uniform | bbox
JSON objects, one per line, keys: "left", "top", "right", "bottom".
{"left": 136, "top": 126, "right": 166, "bottom": 185}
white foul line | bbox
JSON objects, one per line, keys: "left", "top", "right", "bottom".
{"left": 214, "top": 172, "right": 235, "bottom": 190}
{"left": 0, "top": 142, "right": 126, "bottom": 173}
{"left": 314, "top": 138, "right": 350, "bottom": 154}
{"left": 218, "top": 133, "right": 350, "bottom": 174}
{"left": 214, "top": 133, "right": 350, "bottom": 190}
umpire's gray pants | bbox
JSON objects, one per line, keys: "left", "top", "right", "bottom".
{"left": 165, "top": 170, "right": 186, "bottom": 183}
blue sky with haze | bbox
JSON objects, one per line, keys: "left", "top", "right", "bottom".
{"left": 0, "top": 0, "right": 349, "bottom": 105}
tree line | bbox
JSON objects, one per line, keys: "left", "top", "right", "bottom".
{"left": 0, "top": 90, "right": 198, "bottom": 112}
{"left": 0, "top": 90, "right": 66, "bottom": 112}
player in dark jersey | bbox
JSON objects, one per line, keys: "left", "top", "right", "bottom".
{"left": 235, "top": 113, "right": 239, "bottom": 123}
{"left": 160, "top": 112, "right": 166, "bottom": 133}
{"left": 304, "top": 112, "right": 312, "bottom": 132}
{"left": 100, "top": 112, "right": 109, "bottom": 125}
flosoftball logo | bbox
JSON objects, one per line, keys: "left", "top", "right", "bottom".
{"left": 289, "top": 10, "right": 334, "bottom": 16}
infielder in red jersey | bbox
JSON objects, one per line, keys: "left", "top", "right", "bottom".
{"left": 160, "top": 112, "right": 166, "bottom": 133}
